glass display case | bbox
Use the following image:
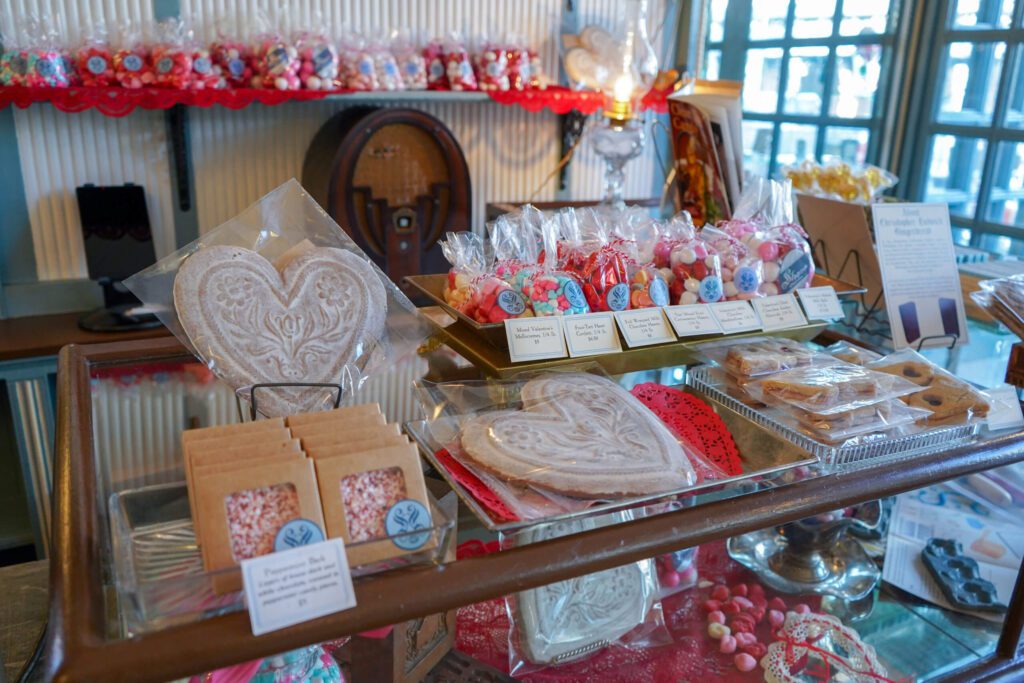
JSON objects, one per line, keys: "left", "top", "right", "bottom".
{"left": 41, "top": 325, "right": 1024, "bottom": 682}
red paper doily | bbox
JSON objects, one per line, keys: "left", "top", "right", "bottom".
{"left": 631, "top": 383, "right": 743, "bottom": 478}
{"left": 434, "top": 448, "right": 518, "bottom": 523}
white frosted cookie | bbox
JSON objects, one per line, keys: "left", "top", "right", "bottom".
{"left": 174, "top": 245, "right": 386, "bottom": 416}
{"left": 460, "top": 373, "right": 695, "bottom": 497}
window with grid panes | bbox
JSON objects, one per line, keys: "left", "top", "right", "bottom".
{"left": 910, "top": 0, "right": 1024, "bottom": 253}
{"left": 702, "top": 0, "right": 900, "bottom": 178}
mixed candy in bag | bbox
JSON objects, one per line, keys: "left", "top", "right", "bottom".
{"left": 296, "top": 30, "right": 340, "bottom": 90}
{"left": 76, "top": 25, "right": 115, "bottom": 87}
{"left": 151, "top": 19, "right": 193, "bottom": 89}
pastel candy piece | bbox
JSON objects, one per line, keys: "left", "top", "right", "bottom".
{"left": 731, "top": 583, "right": 748, "bottom": 597}
{"left": 734, "top": 653, "right": 757, "bottom": 672}
{"left": 763, "top": 261, "right": 781, "bottom": 282}
{"left": 707, "top": 622, "right": 730, "bottom": 639}
{"left": 768, "top": 597, "right": 787, "bottom": 610}
{"left": 707, "top": 610, "right": 726, "bottom": 624}
{"left": 693, "top": 243, "right": 709, "bottom": 259}
{"left": 732, "top": 596, "right": 754, "bottom": 610}
{"left": 794, "top": 603, "right": 811, "bottom": 614}
{"left": 680, "top": 291, "right": 699, "bottom": 305}
{"left": 768, "top": 609, "right": 785, "bottom": 628}
{"left": 719, "top": 634, "right": 737, "bottom": 654}
{"left": 720, "top": 267, "right": 733, "bottom": 282}
{"left": 704, "top": 255, "right": 718, "bottom": 269}
{"left": 724, "top": 282, "right": 739, "bottom": 298}
{"left": 760, "top": 282, "right": 780, "bottom": 296}
{"left": 758, "top": 242, "right": 780, "bottom": 261}
{"left": 684, "top": 278, "right": 701, "bottom": 294}
{"left": 723, "top": 255, "right": 739, "bottom": 269}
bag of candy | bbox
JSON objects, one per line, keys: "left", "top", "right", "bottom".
{"left": 24, "top": 15, "right": 70, "bottom": 88}
{"left": 443, "top": 32, "right": 477, "bottom": 91}
{"left": 339, "top": 32, "right": 378, "bottom": 91}
{"left": 295, "top": 27, "right": 340, "bottom": 91}
{"left": 76, "top": 23, "right": 115, "bottom": 87}
{"left": 113, "top": 22, "right": 154, "bottom": 89}
{"left": 252, "top": 15, "right": 299, "bottom": 90}
{"left": 151, "top": 18, "right": 193, "bottom": 89}
{"left": 700, "top": 226, "right": 763, "bottom": 300}
{"left": 188, "top": 27, "right": 224, "bottom": 90}
{"left": 439, "top": 231, "right": 488, "bottom": 314}
{"left": 370, "top": 38, "right": 403, "bottom": 91}
{"left": 422, "top": 36, "right": 447, "bottom": 89}
{"left": 488, "top": 205, "right": 543, "bottom": 290}
{"left": 572, "top": 212, "right": 634, "bottom": 312}
{"left": 474, "top": 36, "right": 510, "bottom": 91}
{"left": 0, "top": 23, "right": 29, "bottom": 86}
{"left": 210, "top": 20, "right": 252, "bottom": 88}
{"left": 668, "top": 221, "right": 724, "bottom": 305}
{"left": 505, "top": 36, "right": 530, "bottom": 91}
{"left": 518, "top": 213, "right": 589, "bottom": 316}
{"left": 390, "top": 29, "right": 426, "bottom": 90}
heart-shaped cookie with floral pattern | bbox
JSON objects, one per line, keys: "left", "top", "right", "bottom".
{"left": 174, "top": 245, "right": 386, "bottom": 417}
{"left": 460, "top": 373, "right": 695, "bottom": 497}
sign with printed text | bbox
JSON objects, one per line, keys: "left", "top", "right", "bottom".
{"left": 505, "top": 317, "right": 568, "bottom": 363}
{"left": 872, "top": 203, "right": 969, "bottom": 348}
{"left": 796, "top": 286, "right": 845, "bottom": 321}
{"left": 613, "top": 309, "right": 676, "bottom": 347}
{"left": 562, "top": 312, "right": 622, "bottom": 357}
{"left": 752, "top": 293, "right": 808, "bottom": 331}
{"left": 242, "top": 539, "right": 356, "bottom": 636}
{"left": 709, "top": 301, "right": 761, "bottom": 333}
{"left": 664, "top": 304, "right": 723, "bottom": 337}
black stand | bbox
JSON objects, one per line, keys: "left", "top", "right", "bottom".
{"left": 238, "top": 382, "right": 345, "bottom": 421}
{"left": 78, "top": 279, "right": 161, "bottom": 332}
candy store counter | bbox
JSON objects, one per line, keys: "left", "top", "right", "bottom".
{"left": 43, "top": 335, "right": 1024, "bottom": 682}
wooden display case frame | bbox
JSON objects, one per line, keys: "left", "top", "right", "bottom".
{"left": 43, "top": 336, "right": 1024, "bottom": 682}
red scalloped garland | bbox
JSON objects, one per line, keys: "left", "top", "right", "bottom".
{"left": 0, "top": 84, "right": 668, "bottom": 118}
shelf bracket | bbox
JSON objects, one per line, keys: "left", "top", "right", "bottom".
{"left": 557, "top": 110, "right": 588, "bottom": 192}
{"left": 166, "top": 104, "right": 192, "bottom": 213}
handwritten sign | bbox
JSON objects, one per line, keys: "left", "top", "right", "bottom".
{"left": 563, "top": 312, "right": 622, "bottom": 357}
{"left": 709, "top": 301, "right": 761, "bottom": 333}
{"left": 752, "top": 293, "right": 808, "bottom": 331}
{"left": 613, "top": 309, "right": 676, "bottom": 347}
{"left": 505, "top": 317, "right": 568, "bottom": 362}
{"left": 242, "top": 539, "right": 356, "bottom": 636}
{"left": 664, "top": 304, "right": 723, "bottom": 337}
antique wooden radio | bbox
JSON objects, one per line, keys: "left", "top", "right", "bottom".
{"left": 303, "top": 107, "right": 471, "bottom": 301}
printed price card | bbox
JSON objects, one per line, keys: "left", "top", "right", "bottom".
{"left": 242, "top": 539, "right": 356, "bottom": 636}
{"left": 796, "top": 286, "right": 845, "bottom": 321}
{"left": 664, "top": 304, "right": 723, "bottom": 337}
{"left": 505, "top": 317, "right": 568, "bottom": 363}
{"left": 614, "top": 309, "right": 676, "bottom": 347}
{"left": 563, "top": 312, "right": 622, "bottom": 357}
{"left": 752, "top": 293, "right": 808, "bottom": 331}
{"left": 709, "top": 301, "right": 761, "bottom": 333}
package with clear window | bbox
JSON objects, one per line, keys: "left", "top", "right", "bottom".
{"left": 668, "top": 223, "right": 725, "bottom": 304}
{"left": 867, "top": 348, "right": 992, "bottom": 426}
{"left": 390, "top": 28, "right": 427, "bottom": 90}
{"left": 504, "top": 512, "right": 671, "bottom": 676}
{"left": 252, "top": 15, "right": 300, "bottom": 90}
{"left": 696, "top": 336, "right": 828, "bottom": 379}
{"left": 188, "top": 27, "right": 224, "bottom": 90}
{"left": 150, "top": 18, "right": 193, "bottom": 89}
{"left": 339, "top": 31, "right": 378, "bottom": 91}
{"left": 423, "top": 36, "right": 447, "bottom": 89}
{"left": 564, "top": 207, "right": 634, "bottom": 312}
{"left": 112, "top": 22, "right": 154, "bottom": 88}
{"left": 75, "top": 23, "right": 115, "bottom": 87}
{"left": 701, "top": 226, "right": 764, "bottom": 301}
{"left": 474, "top": 36, "right": 510, "bottom": 91}
{"left": 124, "top": 178, "right": 432, "bottom": 418}
{"left": 746, "top": 361, "right": 922, "bottom": 416}
{"left": 488, "top": 205, "right": 544, "bottom": 290}
{"left": 440, "top": 231, "right": 533, "bottom": 323}
{"left": 0, "top": 23, "right": 29, "bottom": 86}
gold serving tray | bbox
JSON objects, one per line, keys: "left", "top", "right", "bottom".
{"left": 419, "top": 305, "right": 826, "bottom": 379}
{"left": 405, "top": 272, "right": 865, "bottom": 352}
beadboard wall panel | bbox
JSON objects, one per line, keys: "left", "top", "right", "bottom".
{"left": 12, "top": 107, "right": 176, "bottom": 280}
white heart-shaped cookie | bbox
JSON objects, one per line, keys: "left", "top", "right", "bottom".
{"left": 460, "top": 373, "right": 695, "bottom": 497}
{"left": 174, "top": 245, "right": 386, "bottom": 416}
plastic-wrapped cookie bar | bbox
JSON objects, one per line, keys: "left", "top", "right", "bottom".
{"left": 773, "top": 399, "right": 931, "bottom": 444}
{"left": 696, "top": 336, "right": 826, "bottom": 379}
{"left": 868, "top": 349, "right": 991, "bottom": 426}
{"left": 300, "top": 423, "right": 403, "bottom": 458}
{"left": 747, "top": 362, "right": 920, "bottom": 415}
{"left": 284, "top": 402, "right": 382, "bottom": 428}
{"left": 315, "top": 442, "right": 435, "bottom": 567}
{"left": 824, "top": 340, "right": 882, "bottom": 366}
{"left": 194, "top": 458, "right": 324, "bottom": 592}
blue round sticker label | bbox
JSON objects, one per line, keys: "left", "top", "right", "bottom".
{"left": 156, "top": 57, "right": 173, "bottom": 74}
{"left": 735, "top": 266, "right": 760, "bottom": 294}
{"left": 193, "top": 57, "right": 212, "bottom": 74}
{"left": 228, "top": 58, "right": 245, "bottom": 77}
{"left": 36, "top": 58, "right": 57, "bottom": 77}
{"left": 86, "top": 55, "right": 108, "bottom": 75}
{"left": 607, "top": 282, "right": 630, "bottom": 311}
{"left": 385, "top": 499, "right": 431, "bottom": 550}
{"left": 122, "top": 54, "right": 143, "bottom": 72}
{"left": 273, "top": 518, "right": 325, "bottom": 552}
{"left": 699, "top": 276, "right": 724, "bottom": 303}
{"left": 497, "top": 289, "right": 526, "bottom": 315}
{"left": 649, "top": 277, "right": 669, "bottom": 307}
{"left": 564, "top": 280, "right": 586, "bottom": 310}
